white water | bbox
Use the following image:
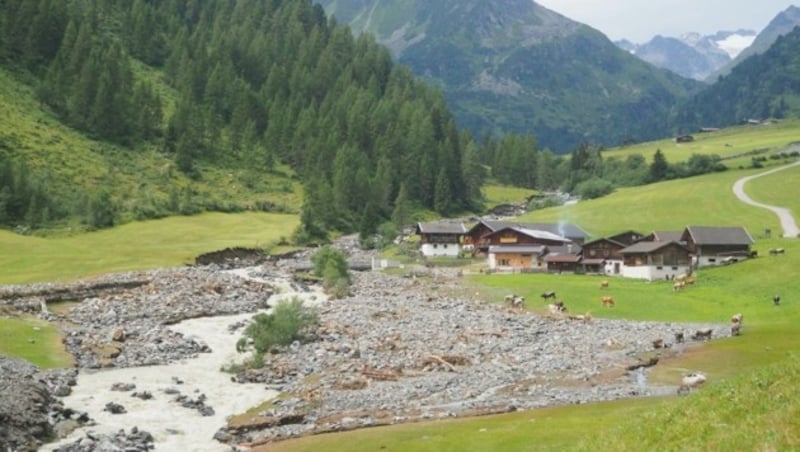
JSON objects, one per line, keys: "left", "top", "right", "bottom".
{"left": 44, "top": 269, "right": 326, "bottom": 451}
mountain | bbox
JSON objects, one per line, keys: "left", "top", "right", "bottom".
{"left": 317, "top": 0, "right": 700, "bottom": 152}
{"left": 673, "top": 25, "right": 800, "bottom": 131}
{"left": 0, "top": 0, "right": 477, "bottom": 233}
{"left": 711, "top": 5, "right": 800, "bottom": 80}
{"left": 616, "top": 30, "right": 754, "bottom": 81}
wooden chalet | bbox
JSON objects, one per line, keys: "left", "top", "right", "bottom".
{"left": 544, "top": 246, "right": 585, "bottom": 273}
{"left": 484, "top": 226, "right": 573, "bottom": 271}
{"left": 681, "top": 226, "right": 754, "bottom": 267}
{"left": 464, "top": 219, "right": 588, "bottom": 256}
{"left": 606, "top": 230, "right": 646, "bottom": 246}
{"left": 415, "top": 222, "right": 467, "bottom": 258}
{"left": 620, "top": 241, "right": 692, "bottom": 281}
{"left": 581, "top": 236, "right": 630, "bottom": 276}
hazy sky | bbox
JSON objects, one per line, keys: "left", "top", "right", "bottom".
{"left": 535, "top": 1, "right": 797, "bottom": 42}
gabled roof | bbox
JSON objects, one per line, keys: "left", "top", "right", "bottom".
{"left": 606, "top": 230, "right": 646, "bottom": 245}
{"left": 649, "top": 230, "right": 684, "bottom": 242}
{"left": 489, "top": 245, "right": 547, "bottom": 255}
{"left": 415, "top": 222, "right": 467, "bottom": 235}
{"left": 468, "top": 220, "right": 589, "bottom": 239}
{"left": 620, "top": 241, "right": 690, "bottom": 254}
{"left": 487, "top": 226, "right": 572, "bottom": 243}
{"left": 582, "top": 237, "right": 626, "bottom": 248}
{"left": 683, "top": 226, "right": 754, "bottom": 245}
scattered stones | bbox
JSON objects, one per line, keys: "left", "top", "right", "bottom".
{"left": 110, "top": 382, "right": 136, "bottom": 392}
{"left": 103, "top": 402, "right": 127, "bottom": 415}
{"left": 52, "top": 427, "right": 154, "bottom": 451}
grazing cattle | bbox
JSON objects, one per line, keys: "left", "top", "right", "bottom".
{"left": 773, "top": 294, "right": 781, "bottom": 306}
{"left": 652, "top": 338, "right": 666, "bottom": 349}
{"left": 672, "top": 281, "right": 685, "bottom": 292}
{"left": 568, "top": 312, "right": 592, "bottom": 323}
{"left": 678, "top": 372, "right": 707, "bottom": 395}
{"left": 692, "top": 328, "right": 713, "bottom": 341}
{"left": 541, "top": 291, "right": 557, "bottom": 300}
{"left": 674, "top": 332, "right": 685, "bottom": 344}
{"left": 685, "top": 276, "right": 696, "bottom": 285}
{"left": 769, "top": 248, "right": 785, "bottom": 255}
{"left": 731, "top": 323, "right": 741, "bottom": 336}
{"left": 599, "top": 280, "right": 609, "bottom": 289}
{"left": 504, "top": 294, "right": 525, "bottom": 308}
{"left": 675, "top": 273, "right": 688, "bottom": 283}
{"left": 730, "top": 313, "right": 743, "bottom": 325}
{"left": 601, "top": 296, "right": 615, "bottom": 307}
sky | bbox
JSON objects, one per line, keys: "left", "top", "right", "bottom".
{"left": 535, "top": 0, "right": 798, "bottom": 42}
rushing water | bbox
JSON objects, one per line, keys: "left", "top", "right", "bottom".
{"left": 44, "top": 270, "right": 325, "bottom": 451}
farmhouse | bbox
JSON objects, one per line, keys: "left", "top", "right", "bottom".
{"left": 620, "top": 241, "right": 692, "bottom": 281}
{"left": 681, "top": 226, "right": 754, "bottom": 267}
{"left": 639, "top": 230, "right": 684, "bottom": 243}
{"left": 415, "top": 222, "right": 467, "bottom": 258}
{"left": 464, "top": 219, "right": 589, "bottom": 256}
{"left": 484, "top": 226, "right": 573, "bottom": 271}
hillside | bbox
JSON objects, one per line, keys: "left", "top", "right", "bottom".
{"left": 673, "top": 26, "right": 800, "bottom": 132}
{"left": 0, "top": 0, "right": 477, "bottom": 238}
{"left": 317, "top": 0, "right": 701, "bottom": 153}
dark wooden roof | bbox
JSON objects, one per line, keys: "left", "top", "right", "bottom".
{"left": 621, "top": 241, "right": 689, "bottom": 254}
{"left": 415, "top": 222, "right": 467, "bottom": 235}
{"left": 582, "top": 237, "right": 626, "bottom": 248}
{"left": 544, "top": 254, "right": 582, "bottom": 263}
{"left": 684, "top": 226, "right": 754, "bottom": 245}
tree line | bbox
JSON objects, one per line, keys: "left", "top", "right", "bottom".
{"left": 0, "top": 0, "right": 738, "bottom": 237}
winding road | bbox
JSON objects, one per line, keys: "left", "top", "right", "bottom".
{"left": 732, "top": 160, "right": 800, "bottom": 238}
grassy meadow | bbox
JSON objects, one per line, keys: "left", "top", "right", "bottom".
{"left": 0, "top": 211, "right": 299, "bottom": 284}
{"left": 0, "top": 314, "right": 74, "bottom": 368}
{"left": 602, "top": 118, "right": 800, "bottom": 167}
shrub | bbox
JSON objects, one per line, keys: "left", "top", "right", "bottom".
{"left": 575, "top": 177, "right": 615, "bottom": 200}
{"left": 311, "top": 246, "right": 351, "bottom": 296}
{"left": 236, "top": 298, "right": 319, "bottom": 355}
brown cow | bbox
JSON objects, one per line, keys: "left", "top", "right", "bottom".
{"left": 599, "top": 280, "right": 609, "bottom": 289}
{"left": 601, "top": 295, "right": 615, "bottom": 307}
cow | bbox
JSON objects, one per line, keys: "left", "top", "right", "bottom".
{"left": 769, "top": 248, "right": 785, "bottom": 255}
{"left": 677, "top": 372, "right": 707, "bottom": 395}
{"left": 541, "top": 291, "right": 557, "bottom": 300}
{"left": 504, "top": 294, "right": 525, "bottom": 308}
{"left": 652, "top": 338, "right": 667, "bottom": 349}
{"left": 673, "top": 281, "right": 685, "bottom": 292}
{"left": 692, "top": 328, "right": 713, "bottom": 341}
{"left": 599, "top": 280, "right": 609, "bottom": 289}
{"left": 773, "top": 294, "right": 781, "bottom": 306}
{"left": 730, "top": 313, "right": 743, "bottom": 324}
{"left": 685, "top": 276, "right": 696, "bottom": 285}
{"left": 601, "top": 295, "right": 615, "bottom": 307}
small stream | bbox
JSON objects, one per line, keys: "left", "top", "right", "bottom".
{"left": 44, "top": 269, "right": 325, "bottom": 451}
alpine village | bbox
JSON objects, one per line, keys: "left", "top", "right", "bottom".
{"left": 2, "top": 1, "right": 800, "bottom": 451}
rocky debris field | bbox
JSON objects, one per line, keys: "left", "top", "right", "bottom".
{"left": 2, "top": 266, "right": 277, "bottom": 370}
{"left": 222, "top": 269, "right": 730, "bottom": 446}
{"left": 1, "top": 239, "right": 731, "bottom": 450}
{"left": 0, "top": 356, "right": 90, "bottom": 451}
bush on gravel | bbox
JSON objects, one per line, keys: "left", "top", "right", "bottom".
{"left": 237, "top": 298, "right": 319, "bottom": 355}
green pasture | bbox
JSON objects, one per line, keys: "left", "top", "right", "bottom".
{"left": 0, "top": 315, "right": 74, "bottom": 368}
{"left": 0, "top": 212, "right": 299, "bottom": 284}
{"left": 482, "top": 184, "right": 537, "bottom": 207}
{"left": 744, "top": 162, "right": 800, "bottom": 226}
{"left": 603, "top": 118, "right": 800, "bottom": 165}
{"left": 518, "top": 167, "right": 782, "bottom": 238}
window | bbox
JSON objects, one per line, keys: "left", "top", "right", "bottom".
{"left": 656, "top": 266, "right": 663, "bottom": 270}
{"left": 709, "top": 258, "right": 716, "bottom": 263}
{"left": 433, "top": 244, "right": 438, "bottom": 249}
{"left": 499, "top": 259, "right": 510, "bottom": 266}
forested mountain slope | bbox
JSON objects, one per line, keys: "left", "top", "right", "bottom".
{"left": 674, "top": 26, "right": 800, "bottom": 131}
{"left": 0, "top": 0, "right": 480, "bottom": 239}
{"left": 317, "top": 0, "right": 702, "bottom": 152}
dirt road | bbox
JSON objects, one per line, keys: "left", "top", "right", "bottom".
{"left": 732, "top": 160, "right": 800, "bottom": 238}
